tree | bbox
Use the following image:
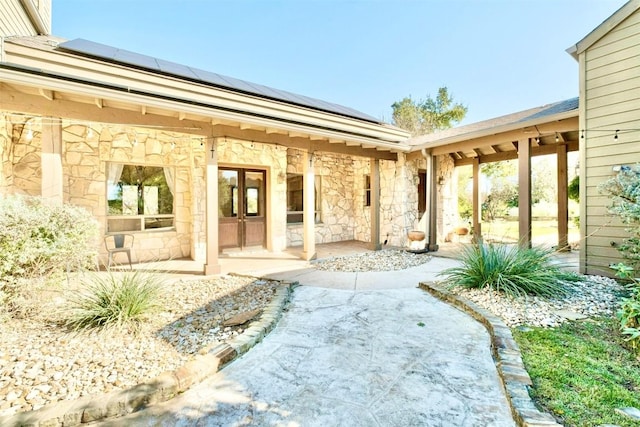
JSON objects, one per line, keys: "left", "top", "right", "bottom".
{"left": 391, "top": 87, "right": 467, "bottom": 136}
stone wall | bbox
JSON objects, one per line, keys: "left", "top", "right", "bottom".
{"left": 1, "top": 113, "right": 200, "bottom": 263}
{"left": 2, "top": 114, "right": 41, "bottom": 196}
{"left": 286, "top": 149, "right": 357, "bottom": 246}
{"left": 436, "top": 154, "right": 458, "bottom": 243}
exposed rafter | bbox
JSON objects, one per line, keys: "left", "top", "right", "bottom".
{"left": 38, "top": 88, "right": 54, "bottom": 101}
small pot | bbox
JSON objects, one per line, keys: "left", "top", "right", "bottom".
{"left": 407, "top": 230, "right": 426, "bottom": 241}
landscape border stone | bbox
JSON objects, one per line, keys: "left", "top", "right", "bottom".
{"left": 418, "top": 282, "right": 562, "bottom": 427}
{"left": 0, "top": 281, "right": 295, "bottom": 427}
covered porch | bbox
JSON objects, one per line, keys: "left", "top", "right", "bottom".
{"left": 408, "top": 98, "right": 580, "bottom": 256}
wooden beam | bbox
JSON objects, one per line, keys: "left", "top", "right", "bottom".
{"left": 518, "top": 138, "right": 532, "bottom": 249}
{"left": 179, "top": 112, "right": 186, "bottom": 120}
{"left": 38, "top": 88, "right": 54, "bottom": 101}
{"left": 429, "top": 116, "right": 578, "bottom": 156}
{"left": 240, "top": 123, "right": 253, "bottom": 130}
{"left": 454, "top": 141, "right": 579, "bottom": 166}
{"left": 511, "top": 141, "right": 519, "bottom": 150}
{"left": 457, "top": 151, "right": 467, "bottom": 159}
{"left": 557, "top": 143, "right": 569, "bottom": 251}
{"left": 0, "top": 85, "right": 211, "bottom": 136}
{"left": 289, "top": 131, "right": 306, "bottom": 138}
{"left": 473, "top": 148, "right": 482, "bottom": 157}
{"left": 472, "top": 157, "right": 481, "bottom": 241}
{"left": 213, "top": 124, "right": 397, "bottom": 161}
{"left": 94, "top": 98, "right": 103, "bottom": 109}
{"left": 491, "top": 145, "right": 502, "bottom": 153}
{"left": 141, "top": 105, "right": 147, "bottom": 115}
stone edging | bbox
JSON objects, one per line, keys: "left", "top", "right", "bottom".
{"left": 0, "top": 281, "right": 295, "bottom": 427}
{"left": 418, "top": 282, "right": 562, "bottom": 427}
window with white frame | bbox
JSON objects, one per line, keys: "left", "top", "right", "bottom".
{"left": 106, "top": 163, "right": 175, "bottom": 232}
{"left": 286, "top": 173, "right": 321, "bottom": 224}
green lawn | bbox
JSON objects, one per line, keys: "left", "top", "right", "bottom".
{"left": 481, "top": 219, "right": 580, "bottom": 246}
{"left": 513, "top": 318, "right": 640, "bottom": 427}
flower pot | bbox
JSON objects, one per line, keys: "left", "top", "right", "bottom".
{"left": 407, "top": 230, "right": 426, "bottom": 241}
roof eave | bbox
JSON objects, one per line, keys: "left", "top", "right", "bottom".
{"left": 567, "top": 0, "right": 640, "bottom": 58}
{"left": 410, "top": 109, "right": 578, "bottom": 151}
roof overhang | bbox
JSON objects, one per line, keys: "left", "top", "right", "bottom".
{"left": 0, "top": 37, "right": 410, "bottom": 157}
{"left": 566, "top": 0, "right": 640, "bottom": 60}
{"left": 407, "top": 104, "right": 579, "bottom": 164}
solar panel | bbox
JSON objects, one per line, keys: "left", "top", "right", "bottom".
{"left": 57, "top": 38, "right": 380, "bottom": 123}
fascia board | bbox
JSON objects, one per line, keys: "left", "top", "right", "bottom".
{"left": 3, "top": 42, "right": 409, "bottom": 143}
{"left": 0, "top": 67, "right": 409, "bottom": 152}
{"left": 567, "top": 0, "right": 640, "bottom": 57}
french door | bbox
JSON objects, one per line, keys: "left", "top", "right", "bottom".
{"left": 218, "top": 168, "right": 266, "bottom": 250}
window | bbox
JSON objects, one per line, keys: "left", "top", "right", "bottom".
{"left": 107, "top": 164, "right": 175, "bottom": 232}
{"left": 286, "top": 174, "right": 321, "bottom": 223}
{"left": 364, "top": 175, "right": 371, "bottom": 207}
{"left": 418, "top": 170, "right": 426, "bottom": 217}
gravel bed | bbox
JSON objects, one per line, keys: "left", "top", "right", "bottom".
{"left": 0, "top": 274, "right": 281, "bottom": 417}
{"left": 447, "top": 275, "right": 626, "bottom": 328}
{"left": 312, "top": 249, "right": 432, "bottom": 272}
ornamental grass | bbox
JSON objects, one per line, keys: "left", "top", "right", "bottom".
{"left": 439, "top": 241, "right": 583, "bottom": 298}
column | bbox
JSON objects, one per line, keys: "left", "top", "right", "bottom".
{"left": 557, "top": 143, "right": 569, "bottom": 251}
{"left": 369, "top": 158, "right": 381, "bottom": 250}
{"left": 40, "top": 117, "right": 63, "bottom": 205}
{"left": 302, "top": 151, "right": 316, "bottom": 260}
{"left": 204, "top": 138, "right": 221, "bottom": 275}
{"left": 518, "top": 138, "right": 532, "bottom": 248}
{"left": 472, "top": 157, "right": 482, "bottom": 242}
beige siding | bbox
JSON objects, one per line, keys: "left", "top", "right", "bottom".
{"left": 583, "top": 8, "right": 640, "bottom": 274}
{"left": 0, "top": 0, "right": 50, "bottom": 37}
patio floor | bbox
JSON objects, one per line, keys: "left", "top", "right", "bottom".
{"left": 112, "top": 240, "right": 579, "bottom": 278}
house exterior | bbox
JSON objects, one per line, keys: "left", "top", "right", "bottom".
{"left": 567, "top": 0, "right": 640, "bottom": 275}
{"left": 3, "top": 0, "right": 638, "bottom": 277}
{"left": 2, "top": 0, "right": 451, "bottom": 273}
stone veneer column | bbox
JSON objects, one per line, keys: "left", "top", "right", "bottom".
{"left": 40, "top": 117, "right": 63, "bottom": 205}
{"left": 302, "top": 151, "right": 316, "bottom": 260}
{"left": 204, "top": 138, "right": 221, "bottom": 275}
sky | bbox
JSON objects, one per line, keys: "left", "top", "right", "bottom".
{"left": 52, "top": 0, "right": 627, "bottom": 126}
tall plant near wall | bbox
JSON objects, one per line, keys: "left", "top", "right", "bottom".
{"left": 600, "top": 165, "right": 640, "bottom": 267}
{"left": 600, "top": 164, "right": 640, "bottom": 352}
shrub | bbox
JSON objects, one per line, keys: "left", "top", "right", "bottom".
{"left": 599, "top": 165, "right": 640, "bottom": 268}
{"left": 64, "top": 271, "right": 164, "bottom": 333}
{"left": 610, "top": 263, "right": 640, "bottom": 353}
{"left": 439, "top": 241, "right": 582, "bottom": 298}
{"left": 0, "top": 196, "right": 98, "bottom": 314}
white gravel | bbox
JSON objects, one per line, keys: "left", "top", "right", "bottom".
{"left": 0, "top": 250, "right": 626, "bottom": 418}
{"left": 449, "top": 275, "right": 625, "bottom": 328}
{"left": 0, "top": 274, "right": 281, "bottom": 417}
{"left": 312, "top": 249, "right": 431, "bottom": 272}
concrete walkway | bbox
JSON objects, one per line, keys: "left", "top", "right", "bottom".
{"left": 99, "top": 257, "right": 516, "bottom": 426}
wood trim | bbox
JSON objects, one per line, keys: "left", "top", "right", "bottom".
{"left": 518, "top": 138, "right": 531, "bottom": 248}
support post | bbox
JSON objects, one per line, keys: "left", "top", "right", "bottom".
{"left": 557, "top": 143, "right": 569, "bottom": 251}
{"left": 302, "top": 151, "right": 316, "bottom": 260}
{"left": 518, "top": 138, "right": 532, "bottom": 248}
{"left": 204, "top": 138, "right": 221, "bottom": 275}
{"left": 369, "top": 158, "right": 381, "bottom": 250}
{"left": 472, "top": 157, "right": 481, "bottom": 241}
{"left": 428, "top": 154, "right": 438, "bottom": 250}
{"left": 40, "top": 117, "right": 63, "bottom": 205}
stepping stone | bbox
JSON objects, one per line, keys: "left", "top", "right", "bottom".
{"left": 615, "top": 407, "right": 640, "bottom": 420}
{"left": 553, "top": 309, "right": 588, "bottom": 321}
{"left": 223, "top": 309, "right": 262, "bottom": 327}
